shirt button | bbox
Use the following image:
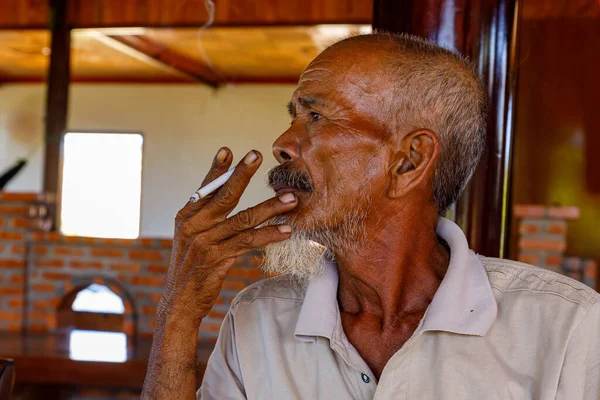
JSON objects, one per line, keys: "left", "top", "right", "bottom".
{"left": 361, "top": 373, "right": 370, "bottom": 383}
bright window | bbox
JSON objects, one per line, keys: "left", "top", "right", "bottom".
{"left": 72, "top": 283, "right": 125, "bottom": 314}
{"left": 60, "top": 132, "right": 143, "bottom": 239}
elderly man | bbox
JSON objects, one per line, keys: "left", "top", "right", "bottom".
{"left": 142, "top": 34, "right": 600, "bottom": 399}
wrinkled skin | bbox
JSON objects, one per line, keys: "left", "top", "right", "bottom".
{"left": 142, "top": 40, "right": 450, "bottom": 399}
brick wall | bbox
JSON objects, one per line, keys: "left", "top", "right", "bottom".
{"left": 515, "top": 204, "right": 598, "bottom": 290}
{"left": 0, "top": 192, "right": 265, "bottom": 339}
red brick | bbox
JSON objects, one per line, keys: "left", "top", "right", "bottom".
{"left": 130, "top": 276, "right": 165, "bottom": 286}
{"left": 0, "top": 312, "right": 22, "bottom": 321}
{"left": 547, "top": 221, "right": 567, "bottom": 235}
{"left": 35, "top": 259, "right": 64, "bottom": 268}
{"left": 208, "top": 309, "right": 227, "bottom": 319}
{"left": 93, "top": 277, "right": 106, "bottom": 285}
{"left": 70, "top": 260, "right": 102, "bottom": 269}
{"left": 519, "top": 222, "right": 541, "bottom": 235}
{"left": 149, "top": 293, "right": 162, "bottom": 303}
{"left": 0, "top": 205, "right": 28, "bottom": 215}
{"left": 55, "top": 247, "right": 86, "bottom": 256}
{"left": 142, "top": 306, "right": 157, "bottom": 315}
{"left": 518, "top": 239, "right": 566, "bottom": 252}
{"left": 33, "top": 299, "right": 59, "bottom": 309}
{"left": 32, "top": 283, "right": 56, "bottom": 292}
{"left": 123, "top": 321, "right": 135, "bottom": 335}
{"left": 518, "top": 253, "right": 541, "bottom": 265}
{"left": 0, "top": 259, "right": 25, "bottom": 268}
{"left": 0, "top": 244, "right": 4, "bottom": 252}
{"left": 46, "top": 315, "right": 57, "bottom": 330}
{"left": 228, "top": 268, "right": 251, "bottom": 278}
{"left": 585, "top": 261, "right": 598, "bottom": 279}
{"left": 139, "top": 238, "right": 154, "bottom": 247}
{"left": 160, "top": 240, "right": 173, "bottom": 249}
{"left": 201, "top": 322, "right": 222, "bottom": 332}
{"left": 7, "top": 299, "right": 24, "bottom": 308}
{"left": 6, "top": 323, "right": 22, "bottom": 332}
{"left": 118, "top": 239, "right": 136, "bottom": 247}
{"left": 9, "top": 275, "right": 25, "bottom": 284}
{"left": 10, "top": 245, "right": 26, "bottom": 255}
{"left": 214, "top": 296, "right": 225, "bottom": 305}
{"left": 91, "top": 248, "right": 124, "bottom": 258}
{"left": 29, "top": 323, "right": 48, "bottom": 332}
{"left": 221, "top": 280, "right": 246, "bottom": 291}
{"left": 545, "top": 255, "right": 563, "bottom": 267}
{"left": 147, "top": 264, "right": 168, "bottom": 274}
{"left": 0, "top": 217, "right": 4, "bottom": 227}
{"left": 129, "top": 250, "right": 163, "bottom": 261}
{"left": 247, "top": 269, "right": 264, "bottom": 279}
{"left": 513, "top": 205, "right": 545, "bottom": 218}
{"left": 547, "top": 206, "right": 580, "bottom": 220}
{"left": 30, "top": 310, "right": 51, "bottom": 319}
{"left": 0, "top": 192, "right": 39, "bottom": 201}
{"left": 47, "top": 232, "right": 62, "bottom": 242}
{"left": 33, "top": 245, "right": 48, "bottom": 255}
{"left": 30, "top": 232, "right": 44, "bottom": 241}
{"left": 11, "top": 217, "right": 29, "bottom": 228}
{"left": 43, "top": 272, "right": 71, "bottom": 280}
{"left": 83, "top": 237, "right": 99, "bottom": 245}
{"left": 64, "top": 236, "right": 82, "bottom": 244}
{"left": 0, "top": 287, "right": 24, "bottom": 295}
{"left": 109, "top": 263, "right": 141, "bottom": 272}
{"left": 0, "top": 231, "right": 24, "bottom": 241}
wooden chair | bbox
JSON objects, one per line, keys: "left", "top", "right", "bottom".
{"left": 0, "top": 359, "right": 15, "bottom": 400}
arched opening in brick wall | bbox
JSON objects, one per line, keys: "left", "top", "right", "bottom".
{"left": 56, "top": 278, "right": 138, "bottom": 362}
{"left": 57, "top": 284, "right": 125, "bottom": 332}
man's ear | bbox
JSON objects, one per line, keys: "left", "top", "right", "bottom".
{"left": 388, "top": 129, "right": 440, "bottom": 199}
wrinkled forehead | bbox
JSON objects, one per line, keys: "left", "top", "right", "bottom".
{"left": 293, "top": 45, "right": 394, "bottom": 122}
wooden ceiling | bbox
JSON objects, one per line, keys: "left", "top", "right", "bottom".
{"left": 0, "top": 0, "right": 372, "bottom": 29}
{"left": 0, "top": 25, "right": 371, "bottom": 84}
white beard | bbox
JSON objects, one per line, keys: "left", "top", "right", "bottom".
{"left": 261, "top": 196, "right": 371, "bottom": 283}
{"left": 261, "top": 231, "right": 327, "bottom": 283}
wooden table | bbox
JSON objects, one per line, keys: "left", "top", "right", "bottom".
{"left": 0, "top": 333, "right": 213, "bottom": 391}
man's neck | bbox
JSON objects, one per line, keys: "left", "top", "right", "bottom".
{"left": 334, "top": 204, "right": 450, "bottom": 331}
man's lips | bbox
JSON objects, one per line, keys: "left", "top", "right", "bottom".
{"left": 272, "top": 185, "right": 300, "bottom": 197}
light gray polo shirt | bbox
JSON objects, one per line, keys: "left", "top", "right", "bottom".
{"left": 198, "top": 218, "right": 600, "bottom": 399}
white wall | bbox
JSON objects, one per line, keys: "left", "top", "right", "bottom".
{"left": 0, "top": 83, "right": 296, "bottom": 237}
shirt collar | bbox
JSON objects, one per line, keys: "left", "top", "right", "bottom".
{"left": 294, "top": 217, "right": 498, "bottom": 342}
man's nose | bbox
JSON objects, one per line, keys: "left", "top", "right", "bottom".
{"left": 272, "top": 130, "right": 300, "bottom": 164}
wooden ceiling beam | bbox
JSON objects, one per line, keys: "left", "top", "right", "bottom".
{"left": 86, "top": 32, "right": 199, "bottom": 84}
{"left": 106, "top": 34, "right": 224, "bottom": 87}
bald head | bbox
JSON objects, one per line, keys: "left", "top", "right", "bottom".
{"left": 323, "top": 33, "right": 487, "bottom": 213}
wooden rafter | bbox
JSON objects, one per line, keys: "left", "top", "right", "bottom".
{"left": 106, "top": 34, "right": 224, "bottom": 87}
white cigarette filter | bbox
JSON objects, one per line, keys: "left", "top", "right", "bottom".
{"left": 190, "top": 168, "right": 235, "bottom": 203}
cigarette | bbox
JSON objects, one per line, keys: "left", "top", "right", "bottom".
{"left": 190, "top": 168, "right": 235, "bottom": 203}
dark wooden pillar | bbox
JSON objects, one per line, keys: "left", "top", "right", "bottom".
{"left": 373, "top": 0, "right": 519, "bottom": 258}
{"left": 43, "top": 0, "right": 71, "bottom": 200}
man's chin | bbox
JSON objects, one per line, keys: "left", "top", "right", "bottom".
{"left": 260, "top": 232, "right": 326, "bottom": 283}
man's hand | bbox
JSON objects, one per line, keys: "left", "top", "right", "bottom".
{"left": 142, "top": 148, "right": 297, "bottom": 400}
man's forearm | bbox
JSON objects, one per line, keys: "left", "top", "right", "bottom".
{"left": 141, "top": 310, "right": 200, "bottom": 400}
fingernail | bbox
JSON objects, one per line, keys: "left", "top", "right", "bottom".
{"left": 278, "top": 225, "right": 292, "bottom": 233}
{"left": 243, "top": 151, "right": 258, "bottom": 165}
{"left": 216, "top": 148, "right": 228, "bottom": 163}
{"left": 279, "top": 193, "right": 296, "bottom": 204}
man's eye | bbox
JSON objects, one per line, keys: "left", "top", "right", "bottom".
{"left": 310, "top": 112, "right": 322, "bottom": 121}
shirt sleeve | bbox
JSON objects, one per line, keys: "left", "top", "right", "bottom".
{"left": 197, "top": 308, "right": 246, "bottom": 400}
{"left": 556, "top": 299, "right": 600, "bottom": 400}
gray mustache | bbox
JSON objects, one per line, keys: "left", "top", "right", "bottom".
{"left": 268, "top": 164, "right": 314, "bottom": 193}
